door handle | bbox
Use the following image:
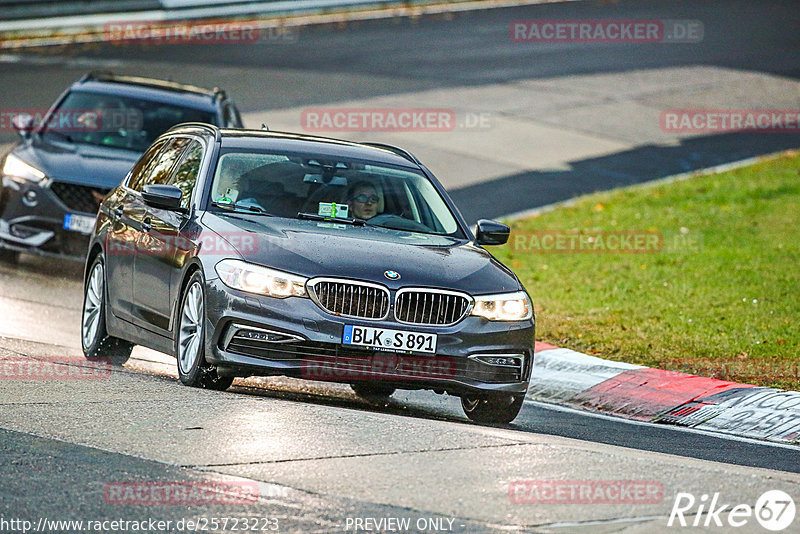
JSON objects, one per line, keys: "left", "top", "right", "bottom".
{"left": 142, "top": 217, "right": 152, "bottom": 233}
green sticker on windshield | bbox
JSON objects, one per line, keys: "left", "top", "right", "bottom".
{"left": 216, "top": 188, "right": 234, "bottom": 205}
{"left": 318, "top": 202, "right": 348, "bottom": 218}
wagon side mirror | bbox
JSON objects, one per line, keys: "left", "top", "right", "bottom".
{"left": 142, "top": 184, "right": 183, "bottom": 211}
{"left": 475, "top": 219, "right": 510, "bottom": 245}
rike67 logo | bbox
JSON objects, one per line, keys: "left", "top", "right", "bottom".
{"left": 669, "top": 490, "right": 796, "bottom": 531}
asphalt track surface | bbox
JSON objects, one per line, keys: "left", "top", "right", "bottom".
{"left": 1, "top": 0, "right": 800, "bottom": 531}
{"left": 2, "top": 0, "right": 799, "bottom": 221}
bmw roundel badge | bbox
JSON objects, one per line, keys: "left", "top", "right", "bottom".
{"left": 384, "top": 270, "right": 400, "bottom": 280}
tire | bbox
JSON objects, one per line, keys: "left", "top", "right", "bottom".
{"left": 461, "top": 393, "right": 525, "bottom": 424}
{"left": 81, "top": 255, "right": 134, "bottom": 365}
{"left": 350, "top": 383, "right": 396, "bottom": 400}
{"left": 176, "top": 271, "right": 234, "bottom": 391}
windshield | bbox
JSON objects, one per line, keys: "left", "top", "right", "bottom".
{"left": 209, "top": 150, "right": 462, "bottom": 236}
{"left": 41, "top": 90, "right": 216, "bottom": 152}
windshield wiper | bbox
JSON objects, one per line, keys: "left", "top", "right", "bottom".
{"left": 211, "top": 201, "right": 274, "bottom": 216}
{"left": 296, "top": 212, "right": 368, "bottom": 226}
{"left": 43, "top": 130, "right": 76, "bottom": 143}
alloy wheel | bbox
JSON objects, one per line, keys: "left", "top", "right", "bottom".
{"left": 81, "top": 262, "right": 104, "bottom": 349}
{"left": 178, "top": 282, "right": 204, "bottom": 375}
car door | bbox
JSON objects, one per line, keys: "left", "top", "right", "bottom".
{"left": 104, "top": 138, "right": 169, "bottom": 321}
{"left": 132, "top": 137, "right": 203, "bottom": 336}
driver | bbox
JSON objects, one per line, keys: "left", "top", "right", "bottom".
{"left": 346, "top": 181, "right": 382, "bottom": 220}
{"left": 76, "top": 97, "right": 123, "bottom": 145}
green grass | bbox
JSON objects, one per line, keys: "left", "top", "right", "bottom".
{"left": 493, "top": 152, "right": 800, "bottom": 390}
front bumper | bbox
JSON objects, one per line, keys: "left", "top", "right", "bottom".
{"left": 204, "top": 278, "right": 535, "bottom": 395}
{"left": 0, "top": 176, "right": 101, "bottom": 260}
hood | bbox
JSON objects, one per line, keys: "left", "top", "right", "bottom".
{"left": 201, "top": 212, "right": 521, "bottom": 295}
{"left": 12, "top": 136, "right": 140, "bottom": 189}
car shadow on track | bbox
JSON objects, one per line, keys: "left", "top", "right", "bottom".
{"left": 229, "top": 380, "right": 471, "bottom": 425}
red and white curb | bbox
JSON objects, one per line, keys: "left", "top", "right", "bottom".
{"left": 529, "top": 342, "right": 800, "bottom": 445}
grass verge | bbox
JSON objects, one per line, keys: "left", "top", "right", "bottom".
{"left": 493, "top": 152, "right": 800, "bottom": 390}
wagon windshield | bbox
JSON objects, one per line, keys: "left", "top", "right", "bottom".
{"left": 209, "top": 150, "right": 462, "bottom": 236}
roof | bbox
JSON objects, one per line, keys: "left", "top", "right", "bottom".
{"left": 219, "top": 128, "right": 421, "bottom": 167}
{"left": 167, "top": 124, "right": 421, "bottom": 168}
{"left": 71, "top": 73, "right": 222, "bottom": 112}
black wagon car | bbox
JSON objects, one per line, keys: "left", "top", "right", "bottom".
{"left": 81, "top": 123, "right": 534, "bottom": 423}
{"left": 0, "top": 71, "right": 243, "bottom": 261}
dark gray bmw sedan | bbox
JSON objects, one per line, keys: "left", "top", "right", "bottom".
{"left": 82, "top": 123, "right": 534, "bottom": 423}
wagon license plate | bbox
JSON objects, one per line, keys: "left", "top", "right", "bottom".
{"left": 63, "top": 213, "right": 96, "bottom": 235}
{"left": 343, "top": 325, "right": 437, "bottom": 354}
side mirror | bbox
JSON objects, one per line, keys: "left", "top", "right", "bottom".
{"left": 142, "top": 184, "right": 183, "bottom": 211}
{"left": 475, "top": 219, "right": 510, "bottom": 246}
{"left": 11, "top": 114, "right": 34, "bottom": 139}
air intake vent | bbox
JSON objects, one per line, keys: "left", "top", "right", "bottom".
{"left": 50, "top": 182, "right": 108, "bottom": 214}
{"left": 394, "top": 289, "right": 471, "bottom": 326}
{"left": 308, "top": 279, "right": 390, "bottom": 320}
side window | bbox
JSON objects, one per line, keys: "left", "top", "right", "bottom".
{"left": 168, "top": 140, "right": 204, "bottom": 209}
{"left": 127, "top": 139, "right": 168, "bottom": 192}
{"left": 140, "top": 137, "right": 191, "bottom": 190}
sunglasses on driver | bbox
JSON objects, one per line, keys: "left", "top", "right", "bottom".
{"left": 350, "top": 194, "right": 380, "bottom": 204}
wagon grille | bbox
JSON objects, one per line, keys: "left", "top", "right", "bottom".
{"left": 394, "top": 289, "right": 471, "bottom": 325}
{"left": 50, "top": 182, "right": 109, "bottom": 214}
{"left": 308, "top": 279, "right": 390, "bottom": 320}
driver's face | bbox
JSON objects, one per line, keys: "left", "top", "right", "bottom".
{"left": 349, "top": 186, "right": 379, "bottom": 219}
{"left": 85, "top": 100, "right": 119, "bottom": 133}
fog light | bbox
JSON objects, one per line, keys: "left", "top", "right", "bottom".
{"left": 225, "top": 324, "right": 304, "bottom": 347}
{"left": 239, "top": 330, "right": 292, "bottom": 342}
{"left": 10, "top": 223, "right": 37, "bottom": 238}
{"left": 471, "top": 354, "right": 523, "bottom": 368}
{"left": 487, "top": 357, "right": 519, "bottom": 366}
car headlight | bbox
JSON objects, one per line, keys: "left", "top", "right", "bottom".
{"left": 2, "top": 154, "right": 46, "bottom": 182}
{"left": 470, "top": 291, "right": 532, "bottom": 321}
{"left": 215, "top": 259, "right": 307, "bottom": 298}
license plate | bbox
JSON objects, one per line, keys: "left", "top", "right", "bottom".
{"left": 63, "top": 213, "right": 96, "bottom": 235}
{"left": 343, "top": 325, "right": 437, "bottom": 354}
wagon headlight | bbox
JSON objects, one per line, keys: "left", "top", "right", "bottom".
{"left": 215, "top": 259, "right": 308, "bottom": 298}
{"left": 470, "top": 291, "right": 532, "bottom": 321}
{"left": 2, "top": 154, "right": 45, "bottom": 183}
